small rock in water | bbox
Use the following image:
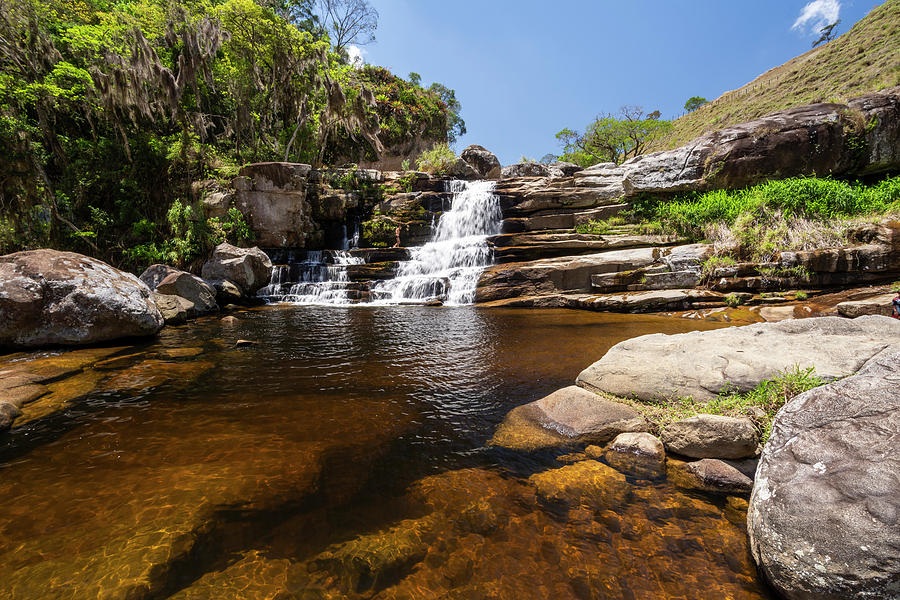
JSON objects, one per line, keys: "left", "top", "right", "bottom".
{"left": 668, "top": 458, "right": 753, "bottom": 495}
{"left": 605, "top": 432, "right": 666, "bottom": 477}
{"left": 425, "top": 299, "right": 443, "bottom": 307}
{"left": 234, "top": 339, "right": 258, "bottom": 348}
{"left": 221, "top": 316, "right": 240, "bottom": 325}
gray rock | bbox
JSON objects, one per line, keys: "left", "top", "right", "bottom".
{"left": 662, "top": 244, "right": 714, "bottom": 273}
{"left": 201, "top": 243, "right": 273, "bottom": 296}
{"left": 151, "top": 292, "right": 188, "bottom": 325}
{"left": 500, "top": 162, "right": 551, "bottom": 178}
{"left": 449, "top": 158, "right": 480, "bottom": 180}
{"left": 0, "top": 250, "right": 164, "bottom": 348}
{"left": 155, "top": 272, "right": 218, "bottom": 317}
{"left": 490, "top": 386, "right": 649, "bottom": 450}
{"left": 139, "top": 264, "right": 180, "bottom": 290}
{"left": 460, "top": 145, "right": 501, "bottom": 179}
{"left": 673, "top": 458, "right": 754, "bottom": 494}
{"left": 233, "top": 162, "right": 317, "bottom": 248}
{"left": 576, "top": 316, "right": 900, "bottom": 403}
{"left": 836, "top": 294, "right": 895, "bottom": 318}
{"left": 661, "top": 414, "right": 759, "bottom": 459}
{"left": 208, "top": 279, "right": 244, "bottom": 305}
{"left": 748, "top": 351, "right": 900, "bottom": 600}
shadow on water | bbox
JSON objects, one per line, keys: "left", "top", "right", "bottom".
{"left": 0, "top": 306, "right": 773, "bottom": 599}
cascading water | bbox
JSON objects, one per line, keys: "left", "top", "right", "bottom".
{"left": 258, "top": 180, "right": 501, "bottom": 307}
{"left": 371, "top": 180, "right": 502, "bottom": 306}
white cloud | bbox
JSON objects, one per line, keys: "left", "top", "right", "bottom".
{"left": 346, "top": 45, "right": 367, "bottom": 69}
{"left": 792, "top": 0, "right": 841, "bottom": 33}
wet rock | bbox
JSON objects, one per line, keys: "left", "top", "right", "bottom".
{"left": 836, "top": 293, "right": 895, "bottom": 318}
{"left": 568, "top": 288, "right": 723, "bottom": 312}
{"left": 529, "top": 460, "right": 630, "bottom": 508}
{"left": 459, "top": 144, "right": 501, "bottom": 179}
{"left": 168, "top": 550, "right": 299, "bottom": 600}
{"left": 669, "top": 458, "right": 753, "bottom": 495}
{"left": 605, "top": 432, "right": 666, "bottom": 476}
{"left": 208, "top": 278, "right": 244, "bottom": 305}
{"left": 221, "top": 316, "right": 240, "bottom": 325}
{"left": 476, "top": 248, "right": 659, "bottom": 301}
{"left": 577, "top": 315, "right": 900, "bottom": 403}
{"left": 449, "top": 157, "right": 480, "bottom": 180}
{"left": 490, "top": 386, "right": 649, "bottom": 450}
{"left": 661, "top": 414, "right": 759, "bottom": 459}
{"left": 139, "top": 264, "right": 181, "bottom": 290}
{"left": 201, "top": 243, "right": 273, "bottom": 296}
{"left": 311, "top": 516, "right": 437, "bottom": 594}
{"left": 151, "top": 292, "right": 188, "bottom": 325}
{"left": 155, "top": 271, "right": 218, "bottom": 317}
{"left": 235, "top": 339, "right": 258, "bottom": 348}
{"left": 748, "top": 350, "right": 900, "bottom": 600}
{"left": 0, "top": 250, "right": 164, "bottom": 349}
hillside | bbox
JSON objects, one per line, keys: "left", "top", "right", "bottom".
{"left": 654, "top": 0, "right": 900, "bottom": 150}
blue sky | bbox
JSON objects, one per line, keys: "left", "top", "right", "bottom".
{"left": 357, "top": 0, "right": 878, "bottom": 165}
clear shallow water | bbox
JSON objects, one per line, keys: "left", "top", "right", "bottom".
{"left": 0, "top": 307, "right": 773, "bottom": 600}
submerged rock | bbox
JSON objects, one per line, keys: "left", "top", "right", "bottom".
{"left": 661, "top": 414, "right": 759, "bottom": 459}
{"left": 604, "top": 431, "right": 666, "bottom": 476}
{"left": 490, "top": 385, "right": 648, "bottom": 450}
{"left": 577, "top": 315, "right": 900, "bottom": 402}
{"left": 748, "top": 351, "right": 900, "bottom": 600}
{"left": 529, "top": 459, "right": 630, "bottom": 508}
{"left": 0, "top": 250, "right": 163, "bottom": 349}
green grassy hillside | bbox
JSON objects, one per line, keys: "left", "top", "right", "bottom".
{"left": 654, "top": 0, "right": 900, "bottom": 151}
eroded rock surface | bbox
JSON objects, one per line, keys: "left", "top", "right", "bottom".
{"left": 577, "top": 315, "right": 900, "bottom": 402}
{"left": 0, "top": 250, "right": 163, "bottom": 349}
{"left": 748, "top": 351, "right": 900, "bottom": 600}
{"left": 201, "top": 243, "right": 273, "bottom": 296}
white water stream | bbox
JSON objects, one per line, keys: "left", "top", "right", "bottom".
{"left": 259, "top": 179, "right": 501, "bottom": 306}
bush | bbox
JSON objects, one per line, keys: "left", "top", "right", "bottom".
{"left": 724, "top": 292, "right": 744, "bottom": 308}
{"left": 361, "top": 217, "right": 396, "bottom": 247}
{"left": 795, "top": 291, "right": 809, "bottom": 300}
{"left": 415, "top": 143, "right": 456, "bottom": 175}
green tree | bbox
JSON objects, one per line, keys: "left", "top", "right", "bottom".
{"left": 684, "top": 96, "right": 708, "bottom": 112}
{"left": 813, "top": 19, "right": 841, "bottom": 47}
{"left": 427, "top": 82, "right": 466, "bottom": 144}
{"left": 556, "top": 106, "right": 673, "bottom": 167}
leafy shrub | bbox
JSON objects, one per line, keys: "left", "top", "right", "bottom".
{"left": 795, "top": 291, "right": 809, "bottom": 300}
{"left": 416, "top": 143, "right": 456, "bottom": 174}
{"left": 724, "top": 292, "right": 744, "bottom": 308}
{"left": 361, "top": 217, "right": 396, "bottom": 247}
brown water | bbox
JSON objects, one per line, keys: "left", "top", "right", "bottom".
{"left": 0, "top": 306, "right": 773, "bottom": 600}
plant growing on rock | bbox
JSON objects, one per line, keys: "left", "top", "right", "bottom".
{"left": 415, "top": 143, "right": 456, "bottom": 175}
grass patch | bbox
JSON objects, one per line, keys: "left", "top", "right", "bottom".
{"left": 574, "top": 216, "right": 625, "bottom": 234}
{"left": 615, "top": 366, "right": 826, "bottom": 442}
{"left": 415, "top": 143, "right": 456, "bottom": 175}
{"left": 632, "top": 176, "right": 900, "bottom": 262}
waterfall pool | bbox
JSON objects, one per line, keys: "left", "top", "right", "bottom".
{"left": 0, "top": 306, "right": 774, "bottom": 599}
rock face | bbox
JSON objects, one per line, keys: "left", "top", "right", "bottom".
{"left": 836, "top": 293, "right": 896, "bottom": 318}
{"left": 490, "top": 385, "right": 649, "bottom": 450}
{"left": 748, "top": 351, "right": 900, "bottom": 600}
{"left": 0, "top": 250, "right": 163, "bottom": 348}
{"left": 151, "top": 292, "right": 188, "bottom": 325}
{"left": 459, "top": 145, "right": 501, "bottom": 179}
{"left": 139, "top": 264, "right": 180, "bottom": 290}
{"left": 200, "top": 243, "right": 273, "bottom": 296}
{"left": 232, "top": 162, "right": 316, "bottom": 248}
{"left": 577, "top": 316, "right": 900, "bottom": 402}
{"left": 670, "top": 458, "right": 754, "bottom": 495}
{"left": 661, "top": 414, "right": 759, "bottom": 459}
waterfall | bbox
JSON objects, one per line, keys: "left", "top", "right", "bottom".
{"left": 371, "top": 180, "right": 502, "bottom": 306}
{"left": 257, "top": 179, "right": 501, "bottom": 307}
{"left": 258, "top": 249, "right": 364, "bottom": 305}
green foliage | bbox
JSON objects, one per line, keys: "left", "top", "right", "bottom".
{"left": 758, "top": 265, "right": 813, "bottom": 281}
{"left": 400, "top": 158, "right": 411, "bottom": 171}
{"left": 415, "top": 143, "right": 456, "bottom": 174}
{"left": 724, "top": 293, "right": 744, "bottom": 308}
{"left": 684, "top": 96, "right": 708, "bottom": 112}
{"left": 622, "top": 366, "right": 825, "bottom": 441}
{"left": 700, "top": 255, "right": 737, "bottom": 282}
{"left": 397, "top": 172, "right": 416, "bottom": 192}
{"left": 557, "top": 106, "right": 673, "bottom": 166}
{"left": 574, "top": 216, "right": 625, "bottom": 235}
{"left": 635, "top": 176, "right": 900, "bottom": 261}
{"left": 795, "top": 291, "right": 809, "bottom": 300}
{"left": 0, "top": 0, "right": 460, "bottom": 269}
{"left": 360, "top": 217, "right": 395, "bottom": 247}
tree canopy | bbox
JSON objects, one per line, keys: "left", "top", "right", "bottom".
{"left": 0, "top": 0, "right": 461, "bottom": 269}
{"left": 684, "top": 96, "right": 708, "bottom": 112}
{"left": 556, "top": 106, "right": 673, "bottom": 167}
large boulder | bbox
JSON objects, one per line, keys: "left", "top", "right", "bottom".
{"left": 836, "top": 293, "right": 896, "bottom": 318}
{"left": 232, "top": 162, "right": 318, "bottom": 248}
{"left": 490, "top": 385, "right": 648, "bottom": 450}
{"left": 155, "top": 271, "right": 218, "bottom": 317}
{"left": 459, "top": 145, "right": 501, "bottom": 179}
{"left": 747, "top": 351, "right": 900, "bottom": 599}
{"left": 577, "top": 316, "right": 900, "bottom": 402}
{"left": 200, "top": 243, "right": 273, "bottom": 296}
{"left": 0, "top": 250, "right": 164, "bottom": 349}
{"left": 139, "top": 264, "right": 180, "bottom": 290}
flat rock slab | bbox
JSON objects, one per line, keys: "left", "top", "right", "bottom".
{"left": 836, "top": 294, "right": 896, "bottom": 318}
{"left": 747, "top": 351, "right": 900, "bottom": 600}
{"left": 490, "top": 386, "right": 648, "bottom": 451}
{"left": 577, "top": 315, "right": 900, "bottom": 402}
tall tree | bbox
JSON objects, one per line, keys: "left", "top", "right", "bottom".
{"left": 427, "top": 82, "right": 466, "bottom": 144}
{"left": 684, "top": 96, "right": 708, "bottom": 112}
{"left": 315, "top": 0, "right": 377, "bottom": 53}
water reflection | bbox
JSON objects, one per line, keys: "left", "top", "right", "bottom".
{"left": 0, "top": 307, "right": 772, "bottom": 599}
